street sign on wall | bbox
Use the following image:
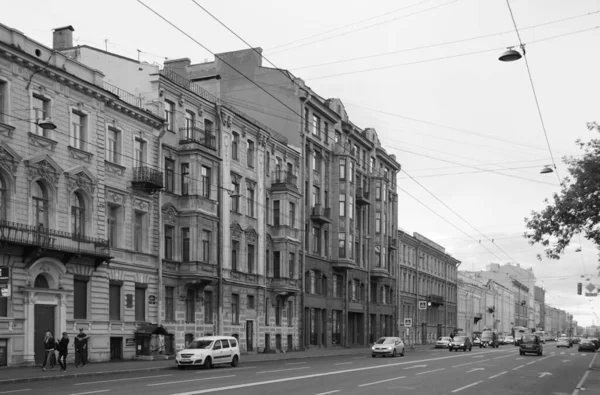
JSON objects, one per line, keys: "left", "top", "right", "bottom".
{"left": 404, "top": 318, "right": 412, "bottom": 327}
{"left": 418, "top": 301, "right": 428, "bottom": 310}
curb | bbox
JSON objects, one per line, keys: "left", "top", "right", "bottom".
{"left": 572, "top": 352, "right": 598, "bottom": 395}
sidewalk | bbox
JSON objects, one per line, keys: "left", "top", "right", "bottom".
{"left": 574, "top": 351, "right": 599, "bottom": 395}
{"left": 0, "top": 345, "right": 432, "bottom": 385}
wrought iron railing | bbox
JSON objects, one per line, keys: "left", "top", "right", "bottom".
{"left": 133, "top": 166, "right": 164, "bottom": 188}
{"left": 159, "top": 69, "right": 219, "bottom": 103}
{"left": 179, "top": 127, "right": 217, "bottom": 150}
{"left": 311, "top": 204, "right": 331, "bottom": 218}
{"left": 271, "top": 169, "right": 297, "bottom": 187}
{"left": 103, "top": 82, "right": 143, "bottom": 109}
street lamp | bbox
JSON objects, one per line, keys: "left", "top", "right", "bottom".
{"left": 498, "top": 45, "right": 525, "bottom": 62}
{"left": 540, "top": 165, "right": 554, "bottom": 174}
{"left": 36, "top": 118, "right": 57, "bottom": 130}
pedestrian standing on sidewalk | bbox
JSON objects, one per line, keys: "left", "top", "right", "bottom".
{"left": 56, "top": 332, "right": 69, "bottom": 372}
{"left": 41, "top": 330, "right": 56, "bottom": 372}
{"left": 75, "top": 328, "right": 90, "bottom": 367}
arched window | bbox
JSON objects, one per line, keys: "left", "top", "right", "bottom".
{"left": 32, "top": 181, "right": 49, "bottom": 227}
{"left": 0, "top": 173, "right": 7, "bottom": 221}
{"left": 71, "top": 191, "right": 85, "bottom": 236}
{"left": 34, "top": 274, "right": 49, "bottom": 289}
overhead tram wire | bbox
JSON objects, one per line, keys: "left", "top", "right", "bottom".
{"left": 138, "top": 1, "right": 530, "bottom": 263}
{"left": 505, "top": 0, "right": 561, "bottom": 185}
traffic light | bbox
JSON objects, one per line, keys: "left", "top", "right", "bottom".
{"left": 577, "top": 283, "right": 582, "bottom": 295}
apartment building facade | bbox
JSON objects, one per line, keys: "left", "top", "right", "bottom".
{"left": 0, "top": 24, "right": 164, "bottom": 365}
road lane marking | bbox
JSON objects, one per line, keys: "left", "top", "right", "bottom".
{"left": 69, "top": 391, "right": 110, "bottom": 395}
{"left": 489, "top": 371, "right": 507, "bottom": 379}
{"left": 353, "top": 356, "right": 367, "bottom": 359}
{"left": 512, "top": 365, "right": 525, "bottom": 370}
{"left": 0, "top": 390, "right": 32, "bottom": 394}
{"left": 493, "top": 355, "right": 511, "bottom": 360}
{"left": 403, "top": 364, "right": 427, "bottom": 370}
{"left": 472, "top": 355, "right": 484, "bottom": 358}
{"left": 574, "top": 352, "right": 598, "bottom": 395}
{"left": 74, "top": 374, "right": 173, "bottom": 385}
{"left": 358, "top": 376, "right": 406, "bottom": 387}
{"left": 169, "top": 352, "right": 509, "bottom": 395}
{"left": 516, "top": 357, "right": 524, "bottom": 360}
{"left": 526, "top": 361, "right": 537, "bottom": 365}
{"left": 451, "top": 381, "right": 483, "bottom": 393}
{"left": 415, "top": 368, "right": 445, "bottom": 375}
{"left": 257, "top": 367, "right": 310, "bottom": 374}
{"left": 148, "top": 375, "right": 235, "bottom": 387}
{"left": 315, "top": 391, "right": 340, "bottom": 395}
{"left": 466, "top": 368, "right": 484, "bottom": 373}
{"left": 452, "top": 359, "right": 490, "bottom": 368}
{"left": 285, "top": 362, "right": 307, "bottom": 365}
{"left": 334, "top": 362, "right": 353, "bottom": 366}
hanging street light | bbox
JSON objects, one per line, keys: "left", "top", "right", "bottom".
{"left": 540, "top": 165, "right": 554, "bottom": 174}
{"left": 499, "top": 45, "right": 526, "bottom": 62}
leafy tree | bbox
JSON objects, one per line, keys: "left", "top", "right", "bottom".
{"left": 524, "top": 122, "right": 600, "bottom": 269}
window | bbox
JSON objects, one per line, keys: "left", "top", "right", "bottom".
{"left": 231, "top": 294, "right": 240, "bottom": 324}
{"left": 334, "top": 131, "right": 342, "bottom": 142}
{"left": 349, "top": 234, "right": 354, "bottom": 259}
{"left": 247, "top": 140, "right": 255, "bottom": 167}
{"left": 134, "top": 211, "right": 144, "bottom": 252}
{"left": 165, "top": 286, "right": 174, "bottom": 321}
{"left": 349, "top": 196, "right": 354, "bottom": 220}
{"left": 164, "top": 225, "right": 174, "bottom": 260}
{"left": 32, "top": 181, "right": 49, "bottom": 228}
{"left": 247, "top": 295, "right": 255, "bottom": 309}
{"left": 275, "top": 298, "right": 282, "bottom": 326}
{"left": 324, "top": 230, "right": 329, "bottom": 256}
{"left": 181, "top": 163, "right": 190, "bottom": 196}
{"left": 312, "top": 114, "right": 320, "bottom": 137}
{"left": 164, "top": 159, "right": 175, "bottom": 192}
{"left": 312, "top": 186, "right": 320, "bottom": 207}
{"left": 312, "top": 227, "right": 321, "bottom": 254}
{"left": 164, "top": 100, "right": 174, "bottom": 132}
{"left": 304, "top": 107, "right": 309, "bottom": 131}
{"left": 204, "top": 291, "right": 213, "bottom": 323}
{"left": 289, "top": 252, "right": 295, "bottom": 279}
{"left": 324, "top": 122, "right": 329, "bottom": 142}
{"left": 273, "top": 200, "right": 280, "bottom": 226}
{"left": 376, "top": 183, "right": 381, "bottom": 200}
{"left": 182, "top": 227, "right": 190, "bottom": 261}
{"left": 109, "top": 281, "right": 121, "bottom": 321}
{"left": 339, "top": 233, "right": 346, "bottom": 258}
{"left": 107, "top": 127, "right": 121, "bottom": 164}
{"left": 71, "top": 110, "right": 87, "bottom": 150}
{"left": 333, "top": 275, "right": 343, "bottom": 298}
{"left": 0, "top": 80, "right": 7, "bottom": 124}
{"left": 107, "top": 205, "right": 120, "bottom": 247}
{"left": 376, "top": 248, "right": 381, "bottom": 268}
{"left": 134, "top": 138, "right": 146, "bottom": 167}
{"left": 266, "top": 249, "right": 271, "bottom": 275}
{"left": 375, "top": 212, "right": 381, "bottom": 233}
{"left": 71, "top": 192, "right": 85, "bottom": 236}
{"left": 339, "top": 158, "right": 346, "bottom": 180}
{"left": 247, "top": 244, "right": 255, "bottom": 274}
{"left": 32, "top": 94, "right": 51, "bottom": 137}
{"left": 362, "top": 150, "right": 367, "bottom": 169}
{"left": 273, "top": 251, "right": 281, "bottom": 278}
{"left": 204, "top": 119, "right": 214, "bottom": 135}
{"left": 289, "top": 202, "right": 295, "bottom": 227}
{"left": 0, "top": 174, "right": 6, "bottom": 221}
{"left": 184, "top": 110, "right": 195, "bottom": 140}
{"left": 232, "top": 132, "right": 239, "bottom": 160}
{"left": 74, "top": 277, "right": 88, "bottom": 319}
{"left": 231, "top": 179, "right": 240, "bottom": 212}
{"left": 312, "top": 152, "right": 321, "bottom": 173}
{"left": 186, "top": 288, "right": 195, "bottom": 323}
{"left": 232, "top": 240, "right": 239, "bottom": 271}
{"left": 202, "top": 230, "right": 210, "bottom": 262}
{"left": 247, "top": 187, "right": 255, "bottom": 217}
{"left": 201, "top": 166, "right": 210, "bottom": 198}
{"left": 339, "top": 194, "right": 346, "bottom": 217}
{"left": 288, "top": 301, "right": 294, "bottom": 327}
{"left": 349, "top": 161, "right": 354, "bottom": 182}
{"left": 369, "top": 157, "right": 375, "bottom": 173}
{"left": 135, "top": 284, "right": 146, "bottom": 321}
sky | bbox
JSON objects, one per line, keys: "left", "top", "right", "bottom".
{"left": 4, "top": 0, "right": 600, "bottom": 327}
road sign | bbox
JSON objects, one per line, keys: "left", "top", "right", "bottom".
{"left": 418, "top": 301, "right": 428, "bottom": 310}
{"left": 586, "top": 292, "right": 598, "bottom": 297}
{"left": 404, "top": 318, "right": 412, "bottom": 327}
{"left": 586, "top": 283, "right": 597, "bottom": 293}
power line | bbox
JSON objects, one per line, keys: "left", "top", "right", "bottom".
{"left": 397, "top": 165, "right": 548, "bottom": 179}
{"left": 505, "top": 0, "right": 561, "bottom": 185}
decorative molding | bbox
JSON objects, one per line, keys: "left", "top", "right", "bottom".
{"left": 162, "top": 202, "right": 178, "bottom": 223}
{"left": 28, "top": 132, "right": 58, "bottom": 152}
{"left": 178, "top": 93, "right": 185, "bottom": 107}
{"left": 106, "top": 189, "right": 126, "bottom": 205}
{"left": 25, "top": 154, "right": 62, "bottom": 187}
{"left": 197, "top": 104, "right": 203, "bottom": 117}
{"left": 67, "top": 146, "right": 93, "bottom": 163}
{"left": 135, "top": 272, "right": 150, "bottom": 284}
{"left": 0, "top": 122, "right": 15, "bottom": 138}
{"left": 68, "top": 264, "right": 94, "bottom": 277}
{"left": 227, "top": 115, "right": 232, "bottom": 128}
{"left": 245, "top": 177, "right": 257, "bottom": 190}
{"left": 245, "top": 227, "right": 258, "bottom": 243}
{"left": 230, "top": 172, "right": 242, "bottom": 184}
{"left": 104, "top": 160, "right": 126, "bottom": 176}
{"left": 133, "top": 198, "right": 150, "bottom": 211}
{"left": 107, "top": 268, "right": 125, "bottom": 281}
{"left": 241, "top": 125, "right": 247, "bottom": 138}
{"left": 230, "top": 222, "right": 243, "bottom": 239}
{"left": 0, "top": 141, "right": 22, "bottom": 178}
{"left": 64, "top": 165, "right": 97, "bottom": 195}
{"left": 258, "top": 134, "right": 268, "bottom": 147}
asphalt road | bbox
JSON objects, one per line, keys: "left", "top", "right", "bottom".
{"left": 0, "top": 345, "right": 594, "bottom": 395}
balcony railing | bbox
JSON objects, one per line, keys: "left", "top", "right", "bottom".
{"left": 271, "top": 169, "right": 297, "bottom": 188}
{"left": 0, "top": 220, "right": 111, "bottom": 267}
{"left": 132, "top": 166, "right": 164, "bottom": 194}
{"left": 427, "top": 294, "right": 445, "bottom": 306}
{"left": 179, "top": 127, "right": 217, "bottom": 150}
{"left": 310, "top": 204, "right": 332, "bottom": 223}
{"left": 268, "top": 225, "right": 300, "bottom": 240}
{"left": 356, "top": 187, "right": 371, "bottom": 206}
{"left": 267, "top": 278, "right": 300, "bottom": 290}
{"left": 103, "top": 82, "right": 143, "bottom": 109}
{"left": 159, "top": 69, "right": 219, "bottom": 103}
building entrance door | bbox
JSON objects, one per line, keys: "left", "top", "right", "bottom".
{"left": 246, "top": 320, "right": 254, "bottom": 352}
{"left": 34, "top": 305, "right": 55, "bottom": 364}
{"left": 110, "top": 337, "right": 122, "bottom": 360}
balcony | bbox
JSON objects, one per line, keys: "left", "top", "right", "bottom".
{"left": 356, "top": 187, "right": 371, "bottom": 206}
{"left": 177, "top": 260, "right": 218, "bottom": 280}
{"left": 331, "top": 259, "right": 356, "bottom": 271}
{"left": 388, "top": 236, "right": 398, "bottom": 250}
{"left": 268, "top": 225, "right": 300, "bottom": 241}
{"left": 267, "top": 277, "right": 300, "bottom": 301}
{"left": 0, "top": 220, "right": 112, "bottom": 268}
{"left": 370, "top": 266, "right": 390, "bottom": 279}
{"left": 271, "top": 169, "right": 299, "bottom": 193}
{"left": 179, "top": 127, "right": 217, "bottom": 151}
{"left": 427, "top": 294, "right": 445, "bottom": 306}
{"left": 311, "top": 204, "right": 332, "bottom": 224}
{"left": 163, "top": 193, "right": 218, "bottom": 216}
{"left": 132, "top": 166, "right": 163, "bottom": 194}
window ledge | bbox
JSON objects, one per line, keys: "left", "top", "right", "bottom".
{"left": 28, "top": 132, "right": 58, "bottom": 151}
{"left": 0, "top": 121, "right": 15, "bottom": 138}
{"left": 68, "top": 146, "right": 93, "bottom": 163}
{"left": 104, "top": 160, "right": 126, "bottom": 176}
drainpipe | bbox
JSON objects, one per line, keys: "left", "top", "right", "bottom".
{"left": 300, "top": 113, "right": 307, "bottom": 351}
{"left": 443, "top": 256, "right": 449, "bottom": 337}
{"left": 414, "top": 241, "right": 422, "bottom": 347}
{"left": 157, "top": 125, "right": 167, "bottom": 328}
{"left": 216, "top": 101, "right": 224, "bottom": 336}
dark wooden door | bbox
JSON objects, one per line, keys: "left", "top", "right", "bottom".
{"left": 34, "top": 305, "right": 55, "bottom": 364}
{"left": 246, "top": 321, "right": 253, "bottom": 352}
{"left": 110, "top": 337, "right": 122, "bottom": 360}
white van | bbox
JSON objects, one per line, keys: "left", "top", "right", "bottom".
{"left": 176, "top": 336, "right": 240, "bottom": 369}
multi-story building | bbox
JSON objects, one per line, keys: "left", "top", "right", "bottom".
{"left": 398, "top": 231, "right": 459, "bottom": 344}
{"left": 56, "top": 28, "right": 302, "bottom": 353}
{"left": 534, "top": 285, "right": 545, "bottom": 331}
{"left": 0, "top": 23, "right": 165, "bottom": 365}
{"left": 187, "top": 48, "right": 401, "bottom": 348}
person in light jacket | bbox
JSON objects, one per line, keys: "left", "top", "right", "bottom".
{"left": 41, "top": 330, "right": 56, "bottom": 371}
{"left": 56, "top": 332, "right": 69, "bottom": 372}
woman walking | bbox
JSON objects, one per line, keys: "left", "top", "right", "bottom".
{"left": 41, "top": 330, "right": 56, "bottom": 372}
{"left": 56, "top": 332, "right": 70, "bottom": 372}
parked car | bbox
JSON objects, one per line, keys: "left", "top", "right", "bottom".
{"left": 572, "top": 337, "right": 581, "bottom": 345}
{"left": 578, "top": 339, "right": 597, "bottom": 352}
{"left": 481, "top": 330, "right": 499, "bottom": 348}
{"left": 498, "top": 335, "right": 506, "bottom": 345}
{"left": 372, "top": 337, "right": 405, "bottom": 357}
{"left": 504, "top": 336, "right": 515, "bottom": 345}
{"left": 176, "top": 336, "right": 240, "bottom": 369}
{"left": 435, "top": 336, "right": 452, "bottom": 348}
{"left": 472, "top": 337, "right": 482, "bottom": 347}
{"left": 520, "top": 334, "right": 543, "bottom": 356}
{"left": 589, "top": 338, "right": 600, "bottom": 350}
{"left": 449, "top": 336, "right": 472, "bottom": 352}
{"left": 557, "top": 337, "right": 572, "bottom": 348}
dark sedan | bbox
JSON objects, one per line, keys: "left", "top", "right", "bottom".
{"left": 449, "top": 336, "right": 472, "bottom": 352}
{"left": 579, "top": 339, "right": 598, "bottom": 352}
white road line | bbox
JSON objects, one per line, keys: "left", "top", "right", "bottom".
{"left": 315, "top": 391, "right": 340, "bottom": 395}
{"left": 512, "top": 365, "right": 525, "bottom": 370}
{"left": 489, "top": 371, "right": 507, "bottom": 379}
{"left": 516, "top": 357, "right": 524, "bottom": 360}
{"left": 285, "top": 362, "right": 307, "bottom": 365}
{"left": 415, "top": 368, "right": 445, "bottom": 375}
{"left": 560, "top": 352, "right": 565, "bottom": 355}
{"left": 493, "top": 355, "right": 512, "bottom": 360}
{"left": 358, "top": 376, "right": 406, "bottom": 387}
{"left": 147, "top": 375, "right": 235, "bottom": 387}
{"left": 472, "top": 355, "right": 484, "bottom": 358}
{"left": 452, "top": 359, "right": 490, "bottom": 368}
{"left": 74, "top": 374, "right": 173, "bottom": 385}
{"left": 0, "top": 390, "right": 32, "bottom": 394}
{"left": 68, "top": 391, "right": 110, "bottom": 395}
{"left": 353, "top": 356, "right": 367, "bottom": 359}
{"left": 334, "top": 362, "right": 353, "bottom": 366}
{"left": 257, "top": 367, "right": 310, "bottom": 374}
{"left": 526, "top": 361, "right": 537, "bottom": 365}
{"left": 451, "top": 381, "right": 483, "bottom": 393}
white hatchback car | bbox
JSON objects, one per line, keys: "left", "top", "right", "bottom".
{"left": 371, "top": 337, "right": 405, "bottom": 357}
{"left": 176, "top": 336, "right": 240, "bottom": 369}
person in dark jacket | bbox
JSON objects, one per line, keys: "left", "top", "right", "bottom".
{"left": 75, "top": 328, "right": 90, "bottom": 367}
{"left": 41, "top": 330, "right": 56, "bottom": 371}
{"left": 56, "top": 332, "right": 69, "bottom": 372}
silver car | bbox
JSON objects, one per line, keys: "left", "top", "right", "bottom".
{"left": 435, "top": 336, "right": 452, "bottom": 348}
{"left": 372, "top": 337, "right": 405, "bottom": 358}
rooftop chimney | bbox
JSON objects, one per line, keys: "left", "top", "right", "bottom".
{"left": 53, "top": 26, "right": 74, "bottom": 50}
